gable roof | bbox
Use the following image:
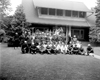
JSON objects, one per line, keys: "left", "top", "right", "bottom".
{"left": 86, "top": 13, "right": 96, "bottom": 27}
{"left": 22, "top": 0, "right": 95, "bottom": 27}
{"left": 33, "top": 0, "right": 90, "bottom": 12}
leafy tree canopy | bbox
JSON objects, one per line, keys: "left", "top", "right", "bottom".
{"left": 89, "top": 0, "right": 100, "bottom": 42}
{"left": 11, "top": 4, "right": 26, "bottom": 27}
{"left": 0, "top": 0, "right": 11, "bottom": 16}
{"left": 95, "top": 0, "right": 100, "bottom": 27}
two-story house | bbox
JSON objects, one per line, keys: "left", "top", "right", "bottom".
{"left": 22, "top": 0, "right": 95, "bottom": 41}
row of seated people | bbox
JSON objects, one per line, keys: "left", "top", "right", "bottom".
{"left": 67, "top": 42, "right": 94, "bottom": 55}
{"left": 21, "top": 40, "right": 94, "bottom": 55}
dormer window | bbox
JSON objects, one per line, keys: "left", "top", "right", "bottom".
{"left": 49, "top": 8, "right": 56, "bottom": 15}
{"left": 65, "top": 10, "right": 71, "bottom": 17}
{"left": 39, "top": 7, "right": 86, "bottom": 18}
{"left": 57, "top": 9, "right": 63, "bottom": 16}
{"left": 40, "top": 8, "right": 48, "bottom": 15}
{"left": 72, "top": 11, "right": 78, "bottom": 17}
{"left": 79, "top": 12, "right": 86, "bottom": 18}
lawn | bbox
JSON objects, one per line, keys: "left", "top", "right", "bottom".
{"left": 0, "top": 43, "right": 100, "bottom": 80}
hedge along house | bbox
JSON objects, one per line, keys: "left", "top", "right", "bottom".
{"left": 22, "top": 0, "right": 95, "bottom": 41}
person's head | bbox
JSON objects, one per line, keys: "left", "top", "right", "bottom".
{"left": 24, "top": 41, "right": 27, "bottom": 43}
{"left": 73, "top": 35, "right": 76, "bottom": 38}
{"left": 88, "top": 44, "right": 91, "bottom": 47}
{"left": 16, "top": 32, "right": 18, "bottom": 35}
{"left": 32, "top": 42, "right": 34, "bottom": 45}
{"left": 70, "top": 42, "right": 72, "bottom": 44}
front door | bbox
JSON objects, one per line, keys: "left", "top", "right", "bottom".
{"left": 71, "top": 29, "right": 84, "bottom": 40}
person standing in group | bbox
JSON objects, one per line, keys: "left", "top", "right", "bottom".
{"left": 67, "top": 34, "right": 72, "bottom": 45}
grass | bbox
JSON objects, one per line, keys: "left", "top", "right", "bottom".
{"left": 0, "top": 43, "right": 100, "bottom": 80}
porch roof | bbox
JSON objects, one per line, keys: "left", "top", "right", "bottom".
{"left": 27, "top": 17, "right": 89, "bottom": 27}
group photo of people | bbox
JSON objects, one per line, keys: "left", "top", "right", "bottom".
{"left": 18, "top": 27, "right": 94, "bottom": 55}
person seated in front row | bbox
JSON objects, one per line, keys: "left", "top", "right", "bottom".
{"left": 73, "top": 44, "right": 79, "bottom": 55}
{"left": 56, "top": 42, "right": 61, "bottom": 53}
{"left": 67, "top": 44, "right": 73, "bottom": 54}
{"left": 50, "top": 42, "right": 57, "bottom": 54}
{"left": 30, "top": 42, "right": 37, "bottom": 54}
{"left": 46, "top": 42, "right": 52, "bottom": 54}
{"left": 86, "top": 44, "right": 94, "bottom": 56}
{"left": 63, "top": 43, "right": 68, "bottom": 54}
{"left": 79, "top": 45, "right": 85, "bottom": 55}
{"left": 36, "top": 42, "right": 42, "bottom": 53}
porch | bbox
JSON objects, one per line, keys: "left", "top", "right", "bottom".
{"left": 29, "top": 23, "right": 89, "bottom": 41}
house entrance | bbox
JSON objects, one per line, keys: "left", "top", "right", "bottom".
{"left": 71, "top": 29, "right": 84, "bottom": 40}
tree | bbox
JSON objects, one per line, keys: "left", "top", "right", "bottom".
{"left": 11, "top": 4, "right": 26, "bottom": 27}
{"left": 95, "top": 0, "right": 100, "bottom": 42}
{"left": 0, "top": 0, "right": 12, "bottom": 30}
{"left": 8, "top": 4, "right": 30, "bottom": 38}
{"left": 89, "top": 0, "right": 100, "bottom": 43}
{"left": 95, "top": 0, "right": 100, "bottom": 27}
{"left": 11, "top": 4, "right": 31, "bottom": 34}
{"left": 1, "top": 16, "right": 13, "bottom": 28}
{"left": 0, "top": 0, "right": 11, "bottom": 16}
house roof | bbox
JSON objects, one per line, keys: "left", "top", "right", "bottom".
{"left": 86, "top": 13, "right": 96, "bottom": 27}
{"left": 22, "top": 0, "right": 95, "bottom": 27}
{"left": 33, "top": 0, "right": 90, "bottom": 12}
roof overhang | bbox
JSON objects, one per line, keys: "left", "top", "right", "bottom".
{"left": 26, "top": 18, "right": 90, "bottom": 27}
{"left": 33, "top": 0, "right": 90, "bottom": 12}
{"left": 22, "top": 0, "right": 93, "bottom": 27}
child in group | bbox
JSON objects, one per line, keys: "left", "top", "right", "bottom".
{"left": 79, "top": 45, "right": 85, "bottom": 55}
{"left": 86, "top": 44, "right": 94, "bottom": 56}
{"left": 56, "top": 41, "right": 61, "bottom": 53}
{"left": 73, "top": 44, "right": 79, "bottom": 55}
{"left": 63, "top": 43, "right": 68, "bottom": 54}
{"left": 67, "top": 44, "right": 73, "bottom": 54}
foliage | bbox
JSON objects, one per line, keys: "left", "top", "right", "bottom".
{"left": 89, "top": 27, "right": 100, "bottom": 42}
{"left": 0, "top": 29, "right": 6, "bottom": 42}
{"left": 11, "top": 4, "right": 26, "bottom": 27}
{"left": 95, "top": 0, "right": 100, "bottom": 27}
{"left": 10, "top": 4, "right": 31, "bottom": 36}
{"left": 0, "top": 0, "right": 12, "bottom": 38}
{"left": 0, "top": 0, "right": 11, "bottom": 16}
{"left": 0, "top": 16, "right": 13, "bottom": 29}
{"left": 89, "top": 0, "right": 100, "bottom": 43}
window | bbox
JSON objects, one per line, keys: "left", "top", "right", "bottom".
{"left": 49, "top": 8, "right": 56, "bottom": 15}
{"left": 57, "top": 9, "right": 63, "bottom": 16}
{"left": 65, "top": 10, "right": 71, "bottom": 16}
{"left": 72, "top": 11, "right": 78, "bottom": 17}
{"left": 79, "top": 12, "right": 86, "bottom": 18}
{"left": 40, "top": 8, "right": 48, "bottom": 15}
{"left": 71, "top": 29, "right": 84, "bottom": 39}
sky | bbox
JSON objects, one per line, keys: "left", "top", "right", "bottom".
{"left": 10, "top": 0, "right": 22, "bottom": 15}
{"left": 10, "top": 0, "right": 97, "bottom": 15}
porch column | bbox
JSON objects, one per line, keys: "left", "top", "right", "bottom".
{"left": 66, "top": 26, "right": 69, "bottom": 43}
{"left": 55, "top": 25, "right": 58, "bottom": 29}
{"left": 66, "top": 26, "right": 69, "bottom": 36}
{"left": 69, "top": 26, "right": 71, "bottom": 36}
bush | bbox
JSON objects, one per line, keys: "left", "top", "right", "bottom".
{"left": 2, "top": 36, "right": 9, "bottom": 43}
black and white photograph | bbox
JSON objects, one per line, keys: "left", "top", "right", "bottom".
{"left": 0, "top": 0, "right": 100, "bottom": 80}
